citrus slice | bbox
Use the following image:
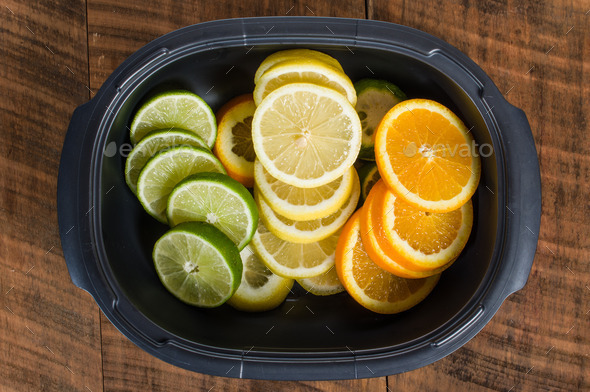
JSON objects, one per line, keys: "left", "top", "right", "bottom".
{"left": 253, "top": 58, "right": 357, "bottom": 106}
{"left": 255, "top": 168, "right": 360, "bottom": 244}
{"left": 130, "top": 90, "right": 216, "bottom": 147}
{"left": 213, "top": 94, "right": 256, "bottom": 187}
{"left": 360, "top": 180, "right": 454, "bottom": 278}
{"left": 254, "top": 49, "right": 344, "bottom": 85}
{"left": 252, "top": 83, "right": 361, "bottom": 188}
{"left": 227, "top": 245, "right": 294, "bottom": 312}
{"left": 354, "top": 79, "right": 406, "bottom": 160}
{"left": 335, "top": 210, "right": 440, "bottom": 314}
{"left": 357, "top": 161, "right": 381, "bottom": 204}
{"left": 375, "top": 180, "right": 473, "bottom": 270}
{"left": 254, "top": 160, "right": 354, "bottom": 220}
{"left": 152, "top": 221, "right": 242, "bottom": 307}
{"left": 250, "top": 221, "right": 340, "bottom": 279}
{"left": 125, "top": 129, "right": 208, "bottom": 194}
{"left": 166, "top": 172, "right": 257, "bottom": 250}
{"left": 297, "top": 265, "right": 345, "bottom": 296}
{"left": 374, "top": 99, "right": 481, "bottom": 212}
{"left": 136, "top": 146, "right": 226, "bottom": 223}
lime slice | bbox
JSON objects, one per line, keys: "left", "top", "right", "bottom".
{"left": 153, "top": 221, "right": 242, "bottom": 307}
{"left": 354, "top": 79, "right": 406, "bottom": 160}
{"left": 167, "top": 172, "right": 258, "bottom": 250}
{"left": 227, "top": 245, "right": 294, "bottom": 312}
{"left": 136, "top": 146, "right": 226, "bottom": 223}
{"left": 357, "top": 162, "right": 381, "bottom": 203}
{"left": 130, "top": 90, "right": 217, "bottom": 147}
{"left": 297, "top": 265, "right": 345, "bottom": 296}
{"left": 125, "top": 129, "right": 208, "bottom": 194}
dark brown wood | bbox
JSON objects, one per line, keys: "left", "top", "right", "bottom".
{"left": 368, "top": 0, "right": 590, "bottom": 391}
{"left": 0, "top": 1, "right": 104, "bottom": 391}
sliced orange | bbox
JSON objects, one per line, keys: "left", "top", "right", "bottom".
{"left": 335, "top": 210, "right": 440, "bottom": 314}
{"left": 360, "top": 180, "right": 455, "bottom": 278}
{"left": 213, "top": 94, "right": 256, "bottom": 187}
{"left": 374, "top": 99, "right": 481, "bottom": 212}
{"left": 372, "top": 179, "right": 473, "bottom": 270}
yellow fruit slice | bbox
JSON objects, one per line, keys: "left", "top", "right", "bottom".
{"left": 374, "top": 99, "right": 481, "bottom": 212}
{"left": 253, "top": 58, "right": 357, "bottom": 107}
{"left": 252, "top": 83, "right": 361, "bottom": 188}
{"left": 335, "top": 210, "right": 440, "bottom": 314}
{"left": 255, "top": 168, "right": 360, "bottom": 243}
{"left": 254, "top": 49, "right": 344, "bottom": 85}
{"left": 226, "top": 245, "right": 294, "bottom": 312}
{"left": 250, "top": 221, "right": 340, "bottom": 279}
{"left": 254, "top": 160, "right": 354, "bottom": 220}
{"left": 376, "top": 183, "right": 473, "bottom": 270}
{"left": 297, "top": 265, "right": 345, "bottom": 296}
{"left": 213, "top": 94, "right": 256, "bottom": 187}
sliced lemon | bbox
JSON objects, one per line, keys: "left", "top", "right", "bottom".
{"left": 227, "top": 245, "right": 294, "bottom": 312}
{"left": 254, "top": 160, "right": 354, "bottom": 221}
{"left": 255, "top": 168, "right": 360, "bottom": 243}
{"left": 250, "top": 221, "right": 340, "bottom": 279}
{"left": 297, "top": 265, "right": 345, "bottom": 296}
{"left": 253, "top": 58, "right": 357, "bottom": 107}
{"left": 252, "top": 83, "right": 361, "bottom": 188}
{"left": 254, "top": 49, "right": 344, "bottom": 85}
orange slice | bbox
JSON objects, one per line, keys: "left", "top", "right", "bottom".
{"left": 213, "top": 94, "right": 256, "bottom": 187}
{"left": 374, "top": 99, "right": 481, "bottom": 212}
{"left": 335, "top": 210, "right": 440, "bottom": 314}
{"left": 360, "top": 180, "right": 455, "bottom": 277}
{"left": 372, "top": 179, "right": 473, "bottom": 270}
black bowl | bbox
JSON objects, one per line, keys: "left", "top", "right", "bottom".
{"left": 58, "top": 17, "right": 541, "bottom": 380}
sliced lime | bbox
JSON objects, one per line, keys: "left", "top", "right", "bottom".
{"left": 153, "top": 222, "right": 242, "bottom": 307}
{"left": 125, "top": 129, "right": 208, "bottom": 194}
{"left": 130, "top": 90, "right": 217, "bottom": 147}
{"left": 227, "top": 245, "right": 294, "bottom": 312}
{"left": 357, "top": 162, "right": 381, "bottom": 203}
{"left": 136, "top": 146, "right": 226, "bottom": 223}
{"left": 167, "top": 172, "right": 258, "bottom": 250}
{"left": 354, "top": 79, "right": 406, "bottom": 160}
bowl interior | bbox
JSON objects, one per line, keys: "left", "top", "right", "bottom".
{"left": 99, "top": 45, "right": 498, "bottom": 352}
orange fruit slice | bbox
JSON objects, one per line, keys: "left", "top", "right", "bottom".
{"left": 372, "top": 179, "right": 473, "bottom": 271}
{"left": 335, "top": 210, "right": 440, "bottom": 314}
{"left": 374, "top": 99, "right": 481, "bottom": 212}
{"left": 213, "top": 94, "right": 256, "bottom": 187}
{"left": 360, "top": 180, "right": 455, "bottom": 278}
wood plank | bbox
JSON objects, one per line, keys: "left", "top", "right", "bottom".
{"left": 0, "top": 1, "right": 103, "bottom": 391}
{"left": 86, "top": 1, "right": 387, "bottom": 390}
{"left": 368, "top": 0, "right": 590, "bottom": 390}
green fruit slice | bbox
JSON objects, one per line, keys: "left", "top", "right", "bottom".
{"left": 136, "top": 146, "right": 226, "bottom": 223}
{"left": 125, "top": 129, "right": 208, "bottom": 194}
{"left": 167, "top": 172, "right": 258, "bottom": 250}
{"left": 227, "top": 245, "right": 294, "bottom": 312}
{"left": 354, "top": 79, "right": 407, "bottom": 160}
{"left": 130, "top": 90, "right": 217, "bottom": 147}
{"left": 357, "top": 162, "right": 381, "bottom": 203}
{"left": 153, "top": 222, "right": 242, "bottom": 307}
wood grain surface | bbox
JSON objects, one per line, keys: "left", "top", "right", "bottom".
{"left": 1, "top": 0, "right": 588, "bottom": 391}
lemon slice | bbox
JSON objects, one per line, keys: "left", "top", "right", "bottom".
{"left": 255, "top": 168, "right": 360, "bottom": 243}
{"left": 253, "top": 58, "right": 357, "bottom": 106}
{"left": 252, "top": 83, "right": 361, "bottom": 188}
{"left": 254, "top": 160, "right": 354, "bottom": 220}
{"left": 250, "top": 221, "right": 340, "bottom": 279}
{"left": 227, "top": 245, "right": 294, "bottom": 312}
{"left": 254, "top": 49, "right": 344, "bottom": 85}
{"left": 297, "top": 265, "right": 345, "bottom": 296}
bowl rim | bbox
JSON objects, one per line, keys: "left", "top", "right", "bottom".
{"left": 58, "top": 16, "right": 541, "bottom": 380}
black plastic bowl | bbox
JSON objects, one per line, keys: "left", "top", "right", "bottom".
{"left": 58, "top": 17, "right": 541, "bottom": 380}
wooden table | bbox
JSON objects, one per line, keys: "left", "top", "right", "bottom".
{"left": 1, "top": 0, "right": 588, "bottom": 390}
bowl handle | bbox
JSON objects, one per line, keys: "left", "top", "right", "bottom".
{"left": 490, "top": 97, "right": 541, "bottom": 297}
{"left": 58, "top": 101, "right": 96, "bottom": 294}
